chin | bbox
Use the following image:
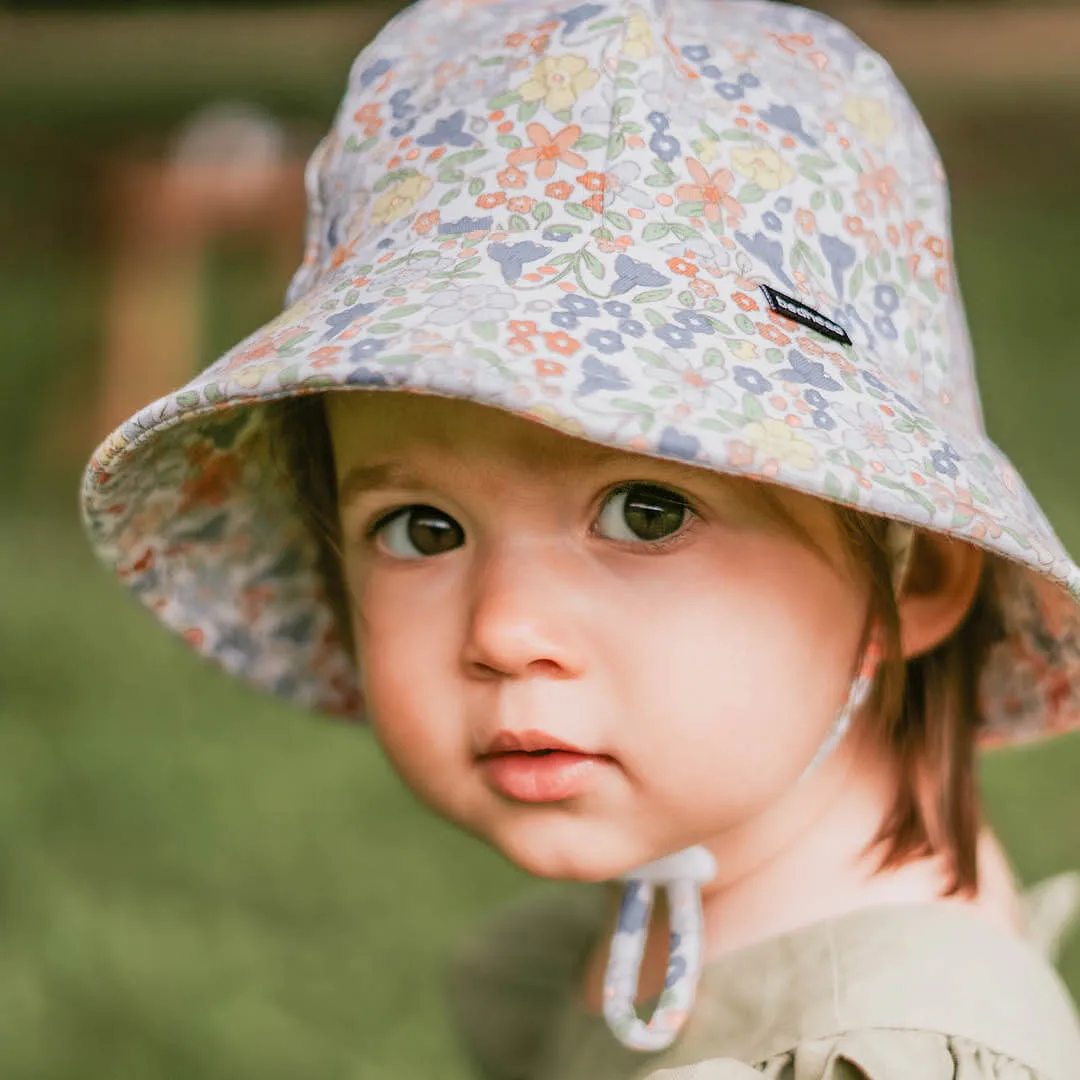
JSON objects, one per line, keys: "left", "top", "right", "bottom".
{"left": 486, "top": 820, "right": 651, "bottom": 883}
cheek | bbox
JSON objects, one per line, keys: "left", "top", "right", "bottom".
{"left": 349, "top": 572, "right": 464, "bottom": 793}
{"left": 611, "top": 536, "right": 867, "bottom": 803}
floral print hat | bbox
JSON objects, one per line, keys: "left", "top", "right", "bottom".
{"left": 83, "top": 0, "right": 1080, "bottom": 1053}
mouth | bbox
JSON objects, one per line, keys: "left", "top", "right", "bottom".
{"left": 477, "top": 729, "right": 614, "bottom": 803}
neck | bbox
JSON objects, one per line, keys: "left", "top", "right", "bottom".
{"left": 580, "top": 719, "right": 1023, "bottom": 1013}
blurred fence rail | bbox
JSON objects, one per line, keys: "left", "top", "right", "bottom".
{"left": 1, "top": 2, "right": 1080, "bottom": 125}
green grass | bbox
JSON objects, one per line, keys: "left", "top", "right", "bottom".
{"left": 4, "top": 192, "right": 1080, "bottom": 1075}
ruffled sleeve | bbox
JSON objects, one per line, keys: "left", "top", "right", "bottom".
{"left": 645, "top": 1031, "right": 1054, "bottom": 1079}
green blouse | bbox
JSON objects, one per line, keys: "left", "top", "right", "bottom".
{"left": 447, "top": 876, "right": 1080, "bottom": 1080}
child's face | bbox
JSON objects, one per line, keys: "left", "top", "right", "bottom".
{"left": 327, "top": 393, "right": 872, "bottom": 881}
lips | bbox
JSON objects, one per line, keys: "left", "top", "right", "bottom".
{"left": 478, "top": 729, "right": 613, "bottom": 803}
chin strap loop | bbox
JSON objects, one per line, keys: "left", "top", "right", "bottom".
{"left": 601, "top": 522, "right": 916, "bottom": 1052}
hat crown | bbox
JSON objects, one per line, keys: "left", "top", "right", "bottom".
{"left": 288, "top": 0, "right": 982, "bottom": 436}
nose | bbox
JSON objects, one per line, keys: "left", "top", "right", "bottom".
{"left": 461, "top": 541, "right": 588, "bottom": 681}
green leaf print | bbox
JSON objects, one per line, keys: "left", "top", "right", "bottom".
{"left": 675, "top": 201, "right": 705, "bottom": 218}
{"left": 611, "top": 397, "right": 653, "bottom": 413}
{"left": 669, "top": 223, "right": 700, "bottom": 241}
{"left": 573, "top": 133, "right": 607, "bottom": 151}
{"left": 509, "top": 214, "right": 529, "bottom": 232}
{"left": 605, "top": 210, "right": 632, "bottom": 231}
{"left": 581, "top": 249, "right": 604, "bottom": 279}
{"left": 533, "top": 202, "right": 553, "bottom": 224}
{"left": 633, "top": 347, "right": 666, "bottom": 367}
{"left": 741, "top": 391, "right": 764, "bottom": 420}
{"left": 734, "top": 312, "right": 755, "bottom": 335}
{"left": 563, "top": 202, "right": 593, "bottom": 220}
{"left": 633, "top": 288, "right": 672, "bottom": 305}
{"left": 488, "top": 92, "right": 521, "bottom": 110}
{"left": 496, "top": 135, "right": 522, "bottom": 151}
{"left": 642, "top": 222, "right": 670, "bottom": 241}
{"left": 439, "top": 187, "right": 462, "bottom": 206}
{"left": 607, "top": 130, "right": 626, "bottom": 160}
{"left": 848, "top": 262, "right": 865, "bottom": 298}
{"left": 699, "top": 417, "right": 733, "bottom": 433}
{"left": 736, "top": 184, "right": 765, "bottom": 204}
{"left": 678, "top": 290, "right": 695, "bottom": 308}
{"left": 468, "top": 177, "right": 486, "bottom": 196}
{"left": 473, "top": 322, "right": 497, "bottom": 341}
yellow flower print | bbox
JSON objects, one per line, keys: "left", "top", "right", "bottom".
{"left": 842, "top": 96, "right": 894, "bottom": 147}
{"left": 623, "top": 11, "right": 656, "bottom": 57}
{"left": 525, "top": 403, "right": 586, "bottom": 436}
{"left": 731, "top": 145, "right": 795, "bottom": 191}
{"left": 518, "top": 55, "right": 599, "bottom": 114}
{"left": 370, "top": 173, "right": 433, "bottom": 226}
{"left": 742, "top": 418, "right": 816, "bottom": 470}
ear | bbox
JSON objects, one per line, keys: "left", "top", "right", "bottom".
{"left": 897, "top": 532, "right": 984, "bottom": 660}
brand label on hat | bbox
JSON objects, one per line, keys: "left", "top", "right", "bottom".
{"left": 759, "top": 284, "right": 852, "bottom": 346}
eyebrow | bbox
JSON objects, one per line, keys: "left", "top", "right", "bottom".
{"left": 337, "top": 462, "right": 431, "bottom": 506}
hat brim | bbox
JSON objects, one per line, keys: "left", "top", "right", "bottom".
{"left": 82, "top": 233, "right": 1080, "bottom": 741}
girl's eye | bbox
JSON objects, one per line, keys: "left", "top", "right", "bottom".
{"left": 372, "top": 506, "right": 464, "bottom": 559}
{"left": 596, "top": 483, "right": 691, "bottom": 544}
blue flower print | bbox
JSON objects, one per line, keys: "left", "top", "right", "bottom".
{"left": 734, "top": 366, "right": 771, "bottom": 395}
{"left": 416, "top": 109, "right": 474, "bottom": 148}
{"left": 861, "top": 370, "right": 891, "bottom": 394}
{"left": 542, "top": 227, "right": 574, "bottom": 242}
{"left": 738, "top": 72, "right": 760, "bottom": 88}
{"left": 586, "top": 329, "right": 624, "bottom": 353}
{"left": 819, "top": 233, "right": 857, "bottom": 300}
{"left": 654, "top": 323, "right": 695, "bottom": 349}
{"left": 617, "top": 881, "right": 651, "bottom": 934}
{"left": 646, "top": 111, "right": 669, "bottom": 132}
{"left": 611, "top": 253, "right": 670, "bottom": 295}
{"left": 560, "top": 2, "right": 604, "bottom": 33}
{"left": 893, "top": 391, "right": 922, "bottom": 416}
{"left": 759, "top": 104, "right": 817, "bottom": 146}
{"left": 345, "top": 366, "right": 389, "bottom": 386}
{"left": 650, "top": 131, "right": 681, "bottom": 162}
{"left": 488, "top": 240, "right": 553, "bottom": 283}
{"left": 874, "top": 315, "right": 898, "bottom": 341}
{"left": 551, "top": 311, "right": 579, "bottom": 330}
{"left": 578, "top": 353, "right": 631, "bottom": 396}
{"left": 619, "top": 318, "right": 646, "bottom": 337}
{"left": 603, "top": 299, "right": 631, "bottom": 318}
{"left": 349, "top": 338, "right": 387, "bottom": 362}
{"left": 734, "top": 230, "right": 794, "bottom": 290}
{"left": 323, "top": 301, "right": 380, "bottom": 341}
{"left": 376, "top": 237, "right": 393, "bottom": 249}
{"left": 715, "top": 81, "right": 744, "bottom": 100}
{"left": 873, "top": 284, "right": 900, "bottom": 313}
{"left": 673, "top": 310, "right": 715, "bottom": 334}
{"left": 439, "top": 215, "right": 493, "bottom": 235}
{"left": 775, "top": 196, "right": 792, "bottom": 213}
{"left": 811, "top": 410, "right": 837, "bottom": 430}
{"left": 358, "top": 59, "right": 392, "bottom": 88}
{"left": 701, "top": 64, "right": 722, "bottom": 80}
{"left": 560, "top": 294, "right": 600, "bottom": 317}
{"left": 682, "top": 44, "right": 710, "bottom": 62}
{"left": 665, "top": 955, "right": 688, "bottom": 989}
{"left": 762, "top": 211, "right": 782, "bottom": 232}
{"left": 804, "top": 389, "right": 829, "bottom": 410}
{"left": 658, "top": 426, "right": 701, "bottom": 461}
{"left": 775, "top": 348, "right": 842, "bottom": 391}
{"left": 931, "top": 446, "right": 960, "bottom": 478}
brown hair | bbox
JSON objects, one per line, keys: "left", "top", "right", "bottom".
{"left": 266, "top": 392, "right": 1005, "bottom": 897}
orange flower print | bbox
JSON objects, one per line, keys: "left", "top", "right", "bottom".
{"left": 577, "top": 171, "right": 607, "bottom": 192}
{"left": 675, "top": 159, "right": 743, "bottom": 222}
{"left": 667, "top": 256, "right": 698, "bottom": 276}
{"left": 543, "top": 330, "right": 580, "bottom": 356}
{"left": 498, "top": 165, "right": 528, "bottom": 189}
{"left": 476, "top": 191, "right": 506, "bottom": 209}
{"left": 509, "top": 319, "right": 538, "bottom": 336}
{"left": 535, "top": 357, "right": 566, "bottom": 377}
{"left": 582, "top": 193, "right": 605, "bottom": 213}
{"left": 545, "top": 180, "right": 572, "bottom": 200}
{"left": 507, "top": 196, "right": 536, "bottom": 213}
{"left": 758, "top": 323, "right": 791, "bottom": 346}
{"left": 508, "top": 123, "right": 586, "bottom": 180}
{"left": 505, "top": 31, "right": 527, "bottom": 47}
{"left": 923, "top": 234, "right": 946, "bottom": 259}
{"left": 733, "top": 291, "right": 759, "bottom": 312}
{"left": 690, "top": 277, "right": 718, "bottom": 298}
{"left": 796, "top": 208, "right": 816, "bottom": 234}
{"left": 413, "top": 210, "right": 440, "bottom": 234}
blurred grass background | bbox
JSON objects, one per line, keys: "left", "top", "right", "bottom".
{"left": 3, "top": 2, "right": 1080, "bottom": 1076}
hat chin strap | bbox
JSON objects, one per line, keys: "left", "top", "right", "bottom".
{"left": 601, "top": 524, "right": 914, "bottom": 1052}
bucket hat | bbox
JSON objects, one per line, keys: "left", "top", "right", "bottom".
{"left": 82, "top": 0, "right": 1080, "bottom": 1049}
